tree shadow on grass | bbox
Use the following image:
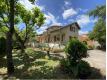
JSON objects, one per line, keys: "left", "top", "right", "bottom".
{"left": 11, "top": 50, "right": 66, "bottom": 79}
{"left": 88, "top": 67, "right": 106, "bottom": 79}
{"left": 0, "top": 58, "right": 7, "bottom": 68}
{"left": 14, "top": 65, "right": 71, "bottom": 79}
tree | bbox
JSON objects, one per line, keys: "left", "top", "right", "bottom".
{"left": 89, "top": 5, "right": 106, "bottom": 20}
{"left": 88, "top": 5, "right": 106, "bottom": 49}
{"left": 0, "top": 0, "right": 15, "bottom": 75}
{"left": 89, "top": 18, "right": 106, "bottom": 49}
{"left": 0, "top": 0, "right": 45, "bottom": 75}
{"left": 0, "top": 37, "right": 6, "bottom": 58}
{"left": 15, "top": 3, "right": 45, "bottom": 54}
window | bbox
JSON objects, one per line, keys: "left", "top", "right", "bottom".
{"left": 61, "top": 34, "right": 64, "bottom": 41}
{"left": 74, "top": 27, "right": 76, "bottom": 32}
{"left": 70, "top": 26, "right": 76, "bottom": 32}
{"left": 70, "top": 26, "right": 73, "bottom": 31}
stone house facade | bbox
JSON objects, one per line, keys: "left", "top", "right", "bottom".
{"left": 37, "top": 22, "right": 80, "bottom": 44}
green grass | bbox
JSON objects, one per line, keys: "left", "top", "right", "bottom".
{"left": 0, "top": 48, "right": 70, "bottom": 79}
{"left": 0, "top": 48, "right": 105, "bottom": 79}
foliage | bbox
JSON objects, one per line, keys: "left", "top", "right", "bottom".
{"left": 60, "top": 59, "right": 70, "bottom": 73}
{"left": 60, "top": 59, "right": 91, "bottom": 78}
{"left": 0, "top": 37, "right": 6, "bottom": 58}
{"left": 65, "top": 38, "right": 88, "bottom": 62}
{"left": 88, "top": 18, "right": 106, "bottom": 49}
{"left": 60, "top": 38, "right": 91, "bottom": 78}
{"left": 0, "top": 0, "right": 45, "bottom": 74}
{"left": 88, "top": 5, "right": 106, "bottom": 20}
{"left": 0, "top": 26, "right": 9, "bottom": 38}
{"left": 88, "top": 5, "right": 106, "bottom": 50}
{"left": 77, "top": 60, "right": 91, "bottom": 79}
{"left": 14, "top": 3, "right": 45, "bottom": 52}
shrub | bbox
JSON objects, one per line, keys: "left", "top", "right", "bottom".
{"left": 60, "top": 59, "right": 91, "bottom": 79}
{"left": 61, "top": 38, "right": 91, "bottom": 78}
{"left": 77, "top": 60, "right": 91, "bottom": 79}
{"left": 0, "top": 37, "right": 6, "bottom": 58}
{"left": 60, "top": 59, "right": 70, "bottom": 73}
{"left": 65, "top": 38, "right": 88, "bottom": 62}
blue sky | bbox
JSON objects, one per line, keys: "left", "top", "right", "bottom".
{"left": 19, "top": 0, "right": 105, "bottom": 35}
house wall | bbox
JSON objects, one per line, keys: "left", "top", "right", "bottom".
{"left": 46, "top": 23, "right": 79, "bottom": 44}
{"left": 60, "top": 24, "right": 79, "bottom": 43}
{"left": 37, "top": 23, "right": 79, "bottom": 44}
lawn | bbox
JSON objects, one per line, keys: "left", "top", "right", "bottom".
{"left": 0, "top": 48, "right": 105, "bottom": 79}
{"left": 0, "top": 48, "right": 70, "bottom": 79}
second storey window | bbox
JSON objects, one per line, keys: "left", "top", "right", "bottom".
{"left": 70, "top": 26, "right": 73, "bottom": 31}
{"left": 70, "top": 26, "right": 76, "bottom": 32}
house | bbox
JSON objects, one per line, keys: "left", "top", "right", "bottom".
{"left": 79, "top": 34, "right": 94, "bottom": 46}
{"left": 37, "top": 22, "right": 80, "bottom": 44}
{"left": 79, "top": 34, "right": 100, "bottom": 48}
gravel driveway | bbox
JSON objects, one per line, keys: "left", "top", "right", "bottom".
{"left": 83, "top": 50, "right": 106, "bottom": 76}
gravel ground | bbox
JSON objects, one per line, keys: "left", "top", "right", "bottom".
{"left": 83, "top": 50, "right": 106, "bottom": 76}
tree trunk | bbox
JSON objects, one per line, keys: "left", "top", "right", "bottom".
{"left": 6, "top": 32, "right": 14, "bottom": 75}
{"left": 47, "top": 50, "right": 51, "bottom": 58}
{"left": 21, "top": 43, "right": 25, "bottom": 54}
{"left": 6, "top": 0, "right": 14, "bottom": 75}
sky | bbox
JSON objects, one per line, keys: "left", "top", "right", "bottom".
{"left": 19, "top": 0, "right": 106, "bottom": 35}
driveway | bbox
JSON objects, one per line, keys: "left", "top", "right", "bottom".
{"left": 83, "top": 50, "right": 106, "bottom": 76}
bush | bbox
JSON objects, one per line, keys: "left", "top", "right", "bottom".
{"left": 61, "top": 38, "right": 91, "bottom": 78}
{"left": 0, "top": 37, "right": 6, "bottom": 58}
{"left": 77, "top": 60, "right": 91, "bottom": 79}
{"left": 60, "top": 59, "right": 91, "bottom": 79}
{"left": 60, "top": 59, "right": 70, "bottom": 73}
{"left": 65, "top": 38, "right": 88, "bottom": 62}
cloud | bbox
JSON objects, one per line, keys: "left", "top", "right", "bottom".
{"left": 45, "top": 12, "right": 62, "bottom": 26}
{"left": 76, "top": 15, "right": 90, "bottom": 27}
{"left": 37, "top": 12, "right": 62, "bottom": 34}
{"left": 19, "top": 0, "right": 45, "bottom": 11}
{"left": 76, "top": 15, "right": 97, "bottom": 28}
{"left": 78, "top": 8, "right": 88, "bottom": 13}
{"left": 79, "top": 30, "right": 89, "bottom": 35}
{"left": 19, "top": 0, "right": 34, "bottom": 10}
{"left": 64, "top": 0, "right": 71, "bottom": 7}
{"left": 62, "top": 8, "right": 77, "bottom": 19}
{"left": 63, "top": 0, "right": 72, "bottom": 9}
{"left": 36, "top": 26, "right": 47, "bottom": 34}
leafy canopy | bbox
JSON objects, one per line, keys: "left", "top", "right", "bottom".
{"left": 88, "top": 5, "right": 106, "bottom": 49}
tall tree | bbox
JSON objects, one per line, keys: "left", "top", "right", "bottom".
{"left": 15, "top": 3, "right": 45, "bottom": 53}
{"left": 89, "top": 5, "right": 106, "bottom": 20}
{"left": 0, "top": 0, "right": 45, "bottom": 75}
{"left": 88, "top": 5, "right": 106, "bottom": 49}
{"left": 0, "top": 0, "right": 15, "bottom": 75}
{"left": 6, "top": 0, "right": 15, "bottom": 75}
